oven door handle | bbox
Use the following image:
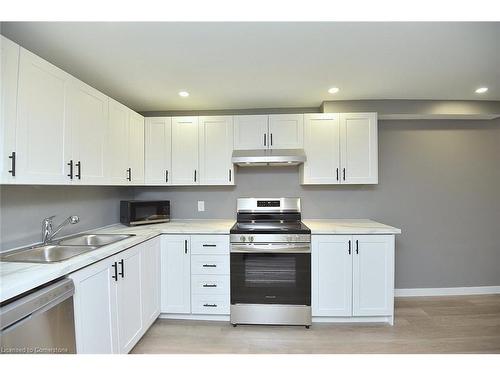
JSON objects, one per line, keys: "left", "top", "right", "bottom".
{"left": 230, "top": 244, "right": 311, "bottom": 254}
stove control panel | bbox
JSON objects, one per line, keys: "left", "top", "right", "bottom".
{"left": 230, "top": 233, "right": 311, "bottom": 244}
{"left": 257, "top": 200, "right": 280, "bottom": 207}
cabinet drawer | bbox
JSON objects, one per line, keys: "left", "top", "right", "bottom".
{"left": 191, "top": 235, "right": 230, "bottom": 255}
{"left": 191, "top": 255, "right": 229, "bottom": 275}
{"left": 191, "top": 275, "right": 230, "bottom": 295}
{"left": 191, "top": 294, "right": 230, "bottom": 315}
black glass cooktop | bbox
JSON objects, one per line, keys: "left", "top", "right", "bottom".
{"left": 230, "top": 221, "right": 311, "bottom": 235}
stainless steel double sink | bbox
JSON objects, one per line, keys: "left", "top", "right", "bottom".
{"left": 0, "top": 234, "right": 135, "bottom": 263}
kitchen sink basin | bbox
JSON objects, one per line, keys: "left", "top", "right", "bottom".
{"left": 58, "top": 233, "right": 134, "bottom": 246}
{"left": 0, "top": 245, "right": 100, "bottom": 263}
{"left": 1, "top": 233, "right": 135, "bottom": 263}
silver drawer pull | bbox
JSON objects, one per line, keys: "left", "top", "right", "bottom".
{"left": 202, "top": 264, "right": 217, "bottom": 268}
{"left": 203, "top": 304, "right": 217, "bottom": 307}
{"left": 202, "top": 244, "right": 217, "bottom": 247}
{"left": 203, "top": 284, "right": 217, "bottom": 288}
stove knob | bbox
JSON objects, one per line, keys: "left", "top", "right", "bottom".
{"left": 240, "top": 235, "right": 246, "bottom": 242}
{"left": 249, "top": 236, "right": 254, "bottom": 242}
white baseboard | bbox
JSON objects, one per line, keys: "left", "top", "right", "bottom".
{"left": 159, "top": 313, "right": 230, "bottom": 321}
{"left": 395, "top": 285, "right": 500, "bottom": 297}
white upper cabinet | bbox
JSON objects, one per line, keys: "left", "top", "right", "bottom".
{"left": 107, "top": 99, "right": 130, "bottom": 184}
{"left": 0, "top": 36, "right": 20, "bottom": 183}
{"left": 301, "top": 113, "right": 341, "bottom": 184}
{"left": 171, "top": 116, "right": 199, "bottom": 185}
{"left": 352, "top": 235, "right": 394, "bottom": 317}
{"left": 106, "top": 99, "right": 144, "bottom": 185}
{"left": 128, "top": 111, "right": 145, "bottom": 184}
{"left": 66, "top": 78, "right": 108, "bottom": 184}
{"left": 268, "top": 114, "right": 304, "bottom": 149}
{"left": 15, "top": 48, "right": 71, "bottom": 184}
{"left": 312, "top": 235, "right": 353, "bottom": 317}
{"left": 340, "top": 113, "right": 378, "bottom": 184}
{"left": 199, "top": 116, "right": 234, "bottom": 185}
{"left": 302, "top": 113, "right": 378, "bottom": 185}
{"left": 1, "top": 38, "right": 147, "bottom": 186}
{"left": 145, "top": 117, "right": 172, "bottom": 185}
{"left": 233, "top": 115, "right": 268, "bottom": 150}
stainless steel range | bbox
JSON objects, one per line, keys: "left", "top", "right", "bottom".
{"left": 230, "top": 198, "right": 311, "bottom": 328}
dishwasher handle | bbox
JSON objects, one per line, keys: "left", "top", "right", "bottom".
{"left": 0, "top": 278, "right": 75, "bottom": 332}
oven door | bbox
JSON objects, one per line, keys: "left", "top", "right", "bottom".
{"left": 230, "top": 243, "right": 311, "bottom": 306}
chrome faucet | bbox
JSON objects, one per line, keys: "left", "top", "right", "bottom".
{"left": 42, "top": 215, "right": 80, "bottom": 244}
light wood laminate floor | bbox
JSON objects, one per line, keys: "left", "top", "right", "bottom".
{"left": 131, "top": 295, "right": 500, "bottom": 354}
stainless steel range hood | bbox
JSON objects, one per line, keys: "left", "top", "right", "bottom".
{"left": 231, "top": 149, "right": 306, "bottom": 167}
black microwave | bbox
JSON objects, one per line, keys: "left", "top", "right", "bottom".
{"left": 120, "top": 200, "right": 170, "bottom": 226}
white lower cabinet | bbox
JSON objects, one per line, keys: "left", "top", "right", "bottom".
{"left": 70, "top": 237, "right": 160, "bottom": 353}
{"left": 115, "top": 244, "right": 143, "bottom": 354}
{"left": 312, "top": 234, "right": 394, "bottom": 321}
{"left": 312, "top": 235, "right": 353, "bottom": 317}
{"left": 352, "top": 235, "right": 395, "bottom": 316}
{"left": 160, "top": 234, "right": 230, "bottom": 317}
{"left": 160, "top": 235, "right": 191, "bottom": 313}
{"left": 190, "top": 235, "right": 230, "bottom": 315}
{"left": 70, "top": 254, "right": 119, "bottom": 354}
{"left": 141, "top": 237, "right": 161, "bottom": 327}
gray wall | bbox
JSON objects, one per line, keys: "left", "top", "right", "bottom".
{"left": 134, "top": 119, "right": 500, "bottom": 289}
{"left": 0, "top": 186, "right": 133, "bottom": 251}
{"left": 0, "top": 120, "right": 498, "bottom": 289}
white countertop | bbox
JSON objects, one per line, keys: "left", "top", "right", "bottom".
{"left": 0, "top": 218, "right": 400, "bottom": 303}
{"left": 304, "top": 219, "right": 401, "bottom": 234}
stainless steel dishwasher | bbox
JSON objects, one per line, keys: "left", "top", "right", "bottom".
{"left": 0, "top": 278, "right": 76, "bottom": 354}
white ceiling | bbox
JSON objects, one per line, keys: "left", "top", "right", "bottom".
{"left": 1, "top": 22, "right": 499, "bottom": 112}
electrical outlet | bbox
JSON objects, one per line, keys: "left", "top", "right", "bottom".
{"left": 198, "top": 201, "right": 205, "bottom": 212}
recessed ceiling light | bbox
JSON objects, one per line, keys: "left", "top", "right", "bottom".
{"left": 475, "top": 87, "right": 488, "bottom": 94}
{"left": 328, "top": 87, "right": 340, "bottom": 94}
{"left": 178, "top": 91, "right": 190, "bottom": 97}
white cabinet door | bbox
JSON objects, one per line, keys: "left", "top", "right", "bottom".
{"left": 66, "top": 78, "right": 108, "bottom": 184}
{"left": 352, "top": 235, "right": 394, "bottom": 317}
{"left": 268, "top": 114, "right": 304, "bottom": 149}
{"left": 0, "top": 36, "right": 19, "bottom": 183}
{"left": 145, "top": 117, "right": 171, "bottom": 185}
{"left": 171, "top": 117, "right": 199, "bottom": 185}
{"left": 161, "top": 235, "right": 191, "bottom": 313}
{"left": 312, "top": 235, "right": 353, "bottom": 317}
{"left": 340, "top": 113, "right": 378, "bottom": 184}
{"left": 107, "top": 99, "right": 129, "bottom": 184}
{"left": 128, "top": 111, "right": 145, "bottom": 184}
{"left": 15, "top": 48, "right": 71, "bottom": 184}
{"left": 116, "top": 245, "right": 143, "bottom": 353}
{"left": 69, "top": 255, "right": 118, "bottom": 354}
{"left": 301, "top": 114, "right": 340, "bottom": 184}
{"left": 141, "top": 237, "right": 161, "bottom": 328}
{"left": 199, "top": 116, "right": 234, "bottom": 185}
{"left": 233, "top": 115, "right": 268, "bottom": 150}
